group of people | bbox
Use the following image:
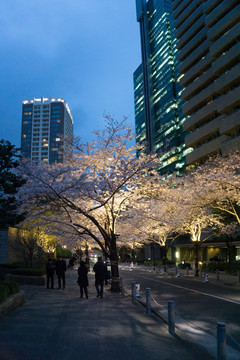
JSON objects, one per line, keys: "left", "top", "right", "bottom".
{"left": 77, "top": 256, "right": 108, "bottom": 299}
{"left": 46, "top": 256, "right": 109, "bottom": 298}
{"left": 46, "top": 256, "right": 67, "bottom": 290}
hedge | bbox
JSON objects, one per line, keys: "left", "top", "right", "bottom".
{"left": 0, "top": 280, "right": 19, "bottom": 295}
{"left": 144, "top": 259, "right": 175, "bottom": 266}
{"left": 201, "top": 262, "right": 240, "bottom": 275}
{"left": 0, "top": 280, "right": 19, "bottom": 302}
{"left": 11, "top": 268, "right": 45, "bottom": 276}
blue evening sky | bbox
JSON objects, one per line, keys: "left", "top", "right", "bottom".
{"left": 0, "top": 0, "right": 141, "bottom": 148}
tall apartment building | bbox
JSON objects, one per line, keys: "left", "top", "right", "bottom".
{"left": 134, "top": 0, "right": 189, "bottom": 174}
{"left": 21, "top": 97, "right": 73, "bottom": 164}
{"left": 172, "top": 0, "right": 240, "bottom": 166}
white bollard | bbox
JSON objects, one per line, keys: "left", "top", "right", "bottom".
{"left": 204, "top": 272, "right": 209, "bottom": 283}
{"left": 135, "top": 283, "right": 141, "bottom": 298}
{"left": 176, "top": 269, "right": 180, "bottom": 278}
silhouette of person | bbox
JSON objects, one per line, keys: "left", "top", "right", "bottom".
{"left": 77, "top": 261, "right": 89, "bottom": 299}
{"left": 56, "top": 256, "right": 67, "bottom": 289}
{"left": 93, "top": 256, "right": 107, "bottom": 298}
{"left": 46, "top": 258, "right": 55, "bottom": 289}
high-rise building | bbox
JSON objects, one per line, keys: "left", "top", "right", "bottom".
{"left": 134, "top": 0, "right": 189, "bottom": 174}
{"left": 172, "top": 0, "right": 240, "bottom": 166}
{"left": 21, "top": 97, "right": 73, "bottom": 165}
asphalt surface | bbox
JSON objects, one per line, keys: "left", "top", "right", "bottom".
{"left": 0, "top": 269, "right": 217, "bottom": 360}
{"left": 120, "top": 265, "right": 240, "bottom": 360}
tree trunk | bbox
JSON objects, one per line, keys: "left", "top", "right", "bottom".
{"left": 132, "top": 248, "right": 136, "bottom": 264}
{"left": 162, "top": 245, "right": 167, "bottom": 271}
{"left": 109, "top": 233, "right": 120, "bottom": 292}
{"left": 194, "top": 242, "right": 199, "bottom": 277}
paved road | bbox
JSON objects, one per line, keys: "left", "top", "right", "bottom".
{"left": 0, "top": 270, "right": 217, "bottom": 360}
{"left": 120, "top": 266, "right": 240, "bottom": 357}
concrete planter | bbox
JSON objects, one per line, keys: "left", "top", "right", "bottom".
{"left": 5, "top": 274, "right": 46, "bottom": 286}
{"left": 0, "top": 291, "right": 25, "bottom": 318}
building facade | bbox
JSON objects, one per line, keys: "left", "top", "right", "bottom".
{"left": 134, "top": 0, "right": 189, "bottom": 174}
{"left": 21, "top": 97, "right": 73, "bottom": 165}
{"left": 172, "top": 0, "right": 240, "bottom": 166}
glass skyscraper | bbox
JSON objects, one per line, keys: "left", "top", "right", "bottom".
{"left": 21, "top": 97, "right": 73, "bottom": 165}
{"left": 134, "top": 0, "right": 190, "bottom": 174}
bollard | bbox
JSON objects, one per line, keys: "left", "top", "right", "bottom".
{"left": 238, "top": 271, "right": 240, "bottom": 284}
{"left": 217, "top": 322, "right": 226, "bottom": 360}
{"left": 168, "top": 301, "right": 175, "bottom": 335}
{"left": 146, "top": 288, "right": 151, "bottom": 315}
{"left": 200, "top": 269, "right": 202, "bottom": 279}
{"left": 132, "top": 281, "right": 136, "bottom": 304}
{"left": 135, "top": 283, "right": 141, "bottom": 298}
{"left": 216, "top": 269, "right": 219, "bottom": 282}
{"left": 187, "top": 267, "right": 189, "bottom": 277}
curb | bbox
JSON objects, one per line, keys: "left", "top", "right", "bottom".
{"left": 0, "top": 291, "right": 25, "bottom": 319}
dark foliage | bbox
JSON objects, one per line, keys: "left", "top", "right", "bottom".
{"left": 0, "top": 140, "right": 26, "bottom": 229}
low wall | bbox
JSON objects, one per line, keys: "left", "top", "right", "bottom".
{"left": 5, "top": 274, "right": 46, "bottom": 286}
{"left": 0, "top": 291, "right": 25, "bottom": 318}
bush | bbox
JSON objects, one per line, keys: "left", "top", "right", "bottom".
{"left": 11, "top": 268, "right": 45, "bottom": 276}
{"left": 135, "top": 258, "right": 145, "bottom": 264}
{"left": 144, "top": 259, "right": 162, "bottom": 266}
{"left": 0, "top": 280, "right": 19, "bottom": 295}
{"left": 201, "top": 262, "right": 240, "bottom": 275}
{"left": 0, "top": 263, "right": 23, "bottom": 269}
{"left": 0, "top": 283, "right": 10, "bottom": 302}
{"left": 178, "top": 263, "right": 192, "bottom": 269}
{"left": 143, "top": 259, "right": 175, "bottom": 267}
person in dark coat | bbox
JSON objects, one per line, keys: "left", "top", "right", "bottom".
{"left": 93, "top": 256, "right": 107, "bottom": 298}
{"left": 56, "top": 256, "right": 67, "bottom": 290}
{"left": 77, "top": 260, "right": 89, "bottom": 298}
{"left": 46, "top": 258, "right": 55, "bottom": 289}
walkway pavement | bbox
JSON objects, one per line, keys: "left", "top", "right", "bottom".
{"left": 0, "top": 270, "right": 216, "bottom": 360}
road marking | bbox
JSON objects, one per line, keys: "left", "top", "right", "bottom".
{"left": 141, "top": 276, "right": 240, "bottom": 305}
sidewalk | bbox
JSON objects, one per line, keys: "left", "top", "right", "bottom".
{"left": 0, "top": 270, "right": 216, "bottom": 360}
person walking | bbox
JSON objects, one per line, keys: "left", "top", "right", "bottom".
{"left": 93, "top": 256, "right": 107, "bottom": 298}
{"left": 77, "top": 261, "right": 89, "bottom": 299}
{"left": 46, "top": 258, "right": 55, "bottom": 289}
{"left": 56, "top": 256, "right": 67, "bottom": 290}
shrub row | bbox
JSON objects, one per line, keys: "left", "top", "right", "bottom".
{"left": 143, "top": 259, "right": 175, "bottom": 267}
{"left": 10, "top": 267, "right": 45, "bottom": 276}
{"left": 202, "top": 262, "right": 240, "bottom": 275}
{"left": 0, "top": 280, "right": 19, "bottom": 302}
{"left": 177, "top": 263, "right": 192, "bottom": 269}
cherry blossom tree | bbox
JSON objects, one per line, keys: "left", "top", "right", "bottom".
{"left": 190, "top": 153, "right": 240, "bottom": 226}
{"left": 180, "top": 153, "right": 240, "bottom": 264}
{"left": 171, "top": 175, "right": 223, "bottom": 276}
{"left": 117, "top": 177, "right": 183, "bottom": 269}
{"left": 18, "top": 116, "right": 158, "bottom": 291}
